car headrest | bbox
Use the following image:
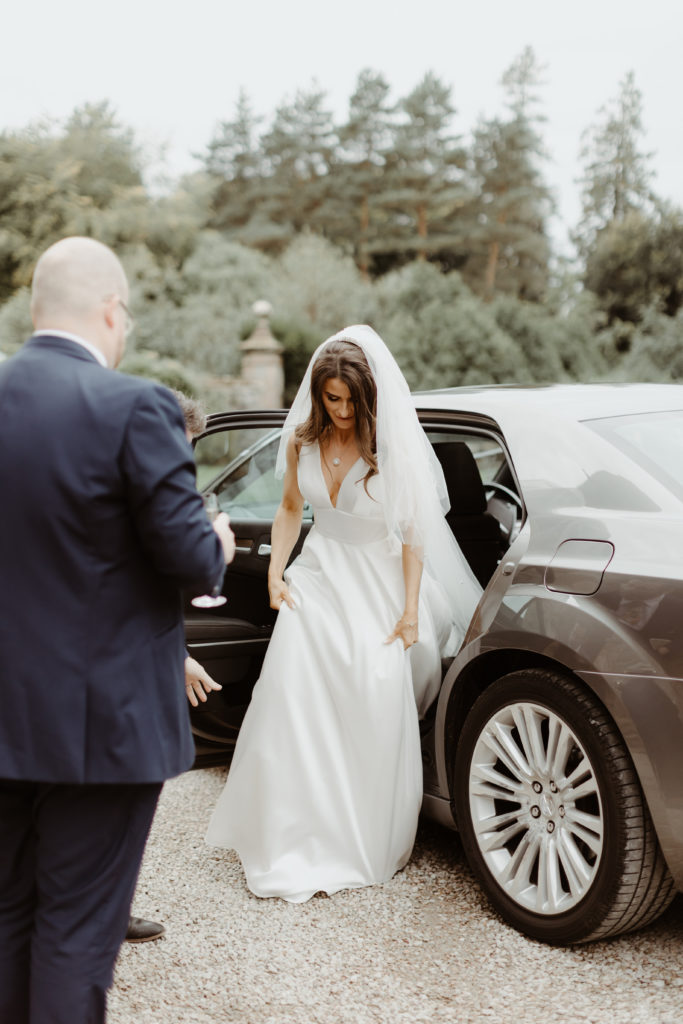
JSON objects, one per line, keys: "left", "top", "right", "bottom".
{"left": 432, "top": 441, "right": 487, "bottom": 515}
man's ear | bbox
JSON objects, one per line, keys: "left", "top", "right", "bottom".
{"left": 103, "top": 295, "right": 118, "bottom": 329}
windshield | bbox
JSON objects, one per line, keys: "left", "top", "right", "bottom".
{"left": 586, "top": 409, "right": 683, "bottom": 501}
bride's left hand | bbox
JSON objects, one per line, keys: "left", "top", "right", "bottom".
{"left": 385, "top": 616, "right": 418, "bottom": 650}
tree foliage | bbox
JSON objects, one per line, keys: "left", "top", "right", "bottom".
{"left": 464, "top": 49, "right": 553, "bottom": 301}
{"left": 373, "top": 261, "right": 521, "bottom": 389}
{"left": 0, "top": 102, "right": 147, "bottom": 299}
{"left": 335, "top": 70, "right": 394, "bottom": 276}
{"left": 584, "top": 208, "right": 683, "bottom": 323}
{"left": 613, "top": 305, "right": 683, "bottom": 381}
{"left": 202, "top": 64, "right": 549, "bottom": 297}
{"left": 123, "top": 232, "right": 273, "bottom": 376}
{"left": 575, "top": 72, "right": 656, "bottom": 259}
{"left": 374, "top": 72, "right": 467, "bottom": 266}
{"left": 1, "top": 63, "right": 682, "bottom": 402}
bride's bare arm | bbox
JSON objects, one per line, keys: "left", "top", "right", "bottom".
{"left": 268, "top": 435, "right": 304, "bottom": 610}
{"left": 385, "top": 544, "right": 423, "bottom": 649}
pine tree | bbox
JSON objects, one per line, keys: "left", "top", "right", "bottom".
{"left": 59, "top": 101, "right": 143, "bottom": 207}
{"left": 205, "top": 89, "right": 263, "bottom": 182}
{"left": 333, "top": 69, "right": 394, "bottom": 277}
{"left": 375, "top": 72, "right": 467, "bottom": 269}
{"left": 255, "top": 84, "right": 338, "bottom": 247}
{"left": 463, "top": 47, "right": 553, "bottom": 301}
{"left": 574, "top": 71, "right": 656, "bottom": 261}
{"left": 204, "top": 91, "right": 266, "bottom": 241}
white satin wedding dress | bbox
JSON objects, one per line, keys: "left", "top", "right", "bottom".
{"left": 205, "top": 441, "right": 453, "bottom": 902}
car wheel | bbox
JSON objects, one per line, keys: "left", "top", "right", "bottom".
{"left": 454, "top": 668, "right": 675, "bottom": 944}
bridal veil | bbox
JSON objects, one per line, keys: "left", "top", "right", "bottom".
{"left": 276, "top": 325, "right": 482, "bottom": 653}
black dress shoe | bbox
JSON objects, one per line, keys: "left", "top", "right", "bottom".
{"left": 125, "top": 916, "right": 165, "bottom": 943}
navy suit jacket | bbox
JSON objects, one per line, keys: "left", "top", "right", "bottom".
{"left": 0, "top": 334, "right": 225, "bottom": 783}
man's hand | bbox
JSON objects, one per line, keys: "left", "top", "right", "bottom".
{"left": 184, "top": 655, "right": 222, "bottom": 707}
{"left": 212, "top": 512, "right": 236, "bottom": 564}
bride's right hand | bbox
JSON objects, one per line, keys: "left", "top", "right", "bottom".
{"left": 268, "top": 577, "right": 296, "bottom": 610}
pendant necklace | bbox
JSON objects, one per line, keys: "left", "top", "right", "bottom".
{"left": 332, "top": 456, "right": 341, "bottom": 466}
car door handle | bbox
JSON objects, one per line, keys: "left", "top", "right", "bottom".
{"left": 257, "top": 544, "right": 272, "bottom": 557}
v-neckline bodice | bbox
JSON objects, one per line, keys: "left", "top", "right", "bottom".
{"left": 317, "top": 443, "right": 365, "bottom": 509}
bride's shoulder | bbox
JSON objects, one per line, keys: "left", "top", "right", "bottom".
{"left": 285, "top": 433, "right": 317, "bottom": 469}
{"left": 295, "top": 438, "right": 318, "bottom": 458}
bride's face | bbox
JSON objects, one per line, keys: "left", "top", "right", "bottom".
{"left": 321, "top": 377, "right": 355, "bottom": 431}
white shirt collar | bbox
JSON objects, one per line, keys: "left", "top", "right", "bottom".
{"left": 33, "top": 330, "right": 109, "bottom": 368}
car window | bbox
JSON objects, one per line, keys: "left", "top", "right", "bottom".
{"left": 586, "top": 410, "right": 683, "bottom": 501}
{"left": 194, "top": 427, "right": 313, "bottom": 521}
{"left": 425, "top": 430, "right": 509, "bottom": 485}
{"left": 193, "top": 427, "right": 273, "bottom": 491}
{"left": 423, "top": 428, "right": 522, "bottom": 583}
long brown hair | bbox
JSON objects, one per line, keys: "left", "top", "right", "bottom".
{"left": 295, "top": 340, "right": 378, "bottom": 483}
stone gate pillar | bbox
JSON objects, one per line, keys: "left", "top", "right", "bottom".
{"left": 240, "top": 300, "right": 284, "bottom": 408}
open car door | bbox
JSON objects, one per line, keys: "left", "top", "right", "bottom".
{"left": 185, "top": 411, "right": 312, "bottom": 765}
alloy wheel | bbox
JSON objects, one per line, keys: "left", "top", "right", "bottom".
{"left": 468, "top": 701, "right": 604, "bottom": 915}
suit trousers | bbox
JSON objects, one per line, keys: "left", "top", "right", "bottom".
{"left": 0, "top": 778, "right": 162, "bottom": 1024}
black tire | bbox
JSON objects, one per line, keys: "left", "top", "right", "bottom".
{"left": 453, "top": 668, "right": 675, "bottom": 944}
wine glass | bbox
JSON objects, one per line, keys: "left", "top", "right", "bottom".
{"left": 191, "top": 493, "right": 228, "bottom": 608}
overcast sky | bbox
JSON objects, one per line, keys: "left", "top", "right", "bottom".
{"left": 3, "top": 0, "right": 680, "bottom": 249}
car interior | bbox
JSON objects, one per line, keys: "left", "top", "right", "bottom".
{"left": 187, "top": 420, "right": 523, "bottom": 764}
{"left": 431, "top": 441, "right": 508, "bottom": 587}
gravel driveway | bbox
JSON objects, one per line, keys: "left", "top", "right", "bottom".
{"left": 109, "top": 767, "right": 683, "bottom": 1024}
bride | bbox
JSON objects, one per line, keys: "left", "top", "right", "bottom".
{"left": 205, "top": 325, "right": 481, "bottom": 902}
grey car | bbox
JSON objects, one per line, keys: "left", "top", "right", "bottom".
{"left": 187, "top": 383, "right": 683, "bottom": 945}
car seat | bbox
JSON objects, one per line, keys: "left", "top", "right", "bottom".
{"left": 432, "top": 441, "right": 503, "bottom": 587}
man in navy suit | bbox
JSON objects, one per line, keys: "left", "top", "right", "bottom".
{"left": 0, "top": 237, "right": 235, "bottom": 1023}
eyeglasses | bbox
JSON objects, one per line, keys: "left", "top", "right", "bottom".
{"left": 118, "top": 298, "right": 135, "bottom": 338}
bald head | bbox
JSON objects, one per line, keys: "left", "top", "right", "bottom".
{"left": 31, "top": 237, "right": 130, "bottom": 367}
